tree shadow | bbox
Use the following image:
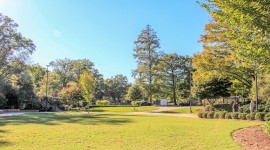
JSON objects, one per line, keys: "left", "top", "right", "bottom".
{"left": 0, "top": 130, "right": 12, "bottom": 147}
{"left": 89, "top": 109, "right": 106, "bottom": 112}
{"left": 0, "top": 113, "right": 134, "bottom": 127}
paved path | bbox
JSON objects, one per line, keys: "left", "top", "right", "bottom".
{"left": 149, "top": 106, "right": 181, "bottom": 113}
{"left": 127, "top": 106, "right": 198, "bottom": 118}
{"left": 0, "top": 112, "right": 24, "bottom": 117}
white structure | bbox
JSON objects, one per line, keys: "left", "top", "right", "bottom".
{"left": 160, "top": 99, "right": 167, "bottom": 106}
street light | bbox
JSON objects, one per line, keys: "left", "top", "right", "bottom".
{"left": 189, "top": 58, "right": 192, "bottom": 113}
{"left": 45, "top": 65, "right": 49, "bottom": 111}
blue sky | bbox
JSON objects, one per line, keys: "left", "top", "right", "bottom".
{"left": 0, "top": 0, "right": 210, "bottom": 82}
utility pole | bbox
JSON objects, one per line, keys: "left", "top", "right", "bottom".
{"left": 45, "top": 65, "right": 49, "bottom": 111}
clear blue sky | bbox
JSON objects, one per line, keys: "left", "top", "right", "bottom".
{"left": 0, "top": 0, "right": 210, "bottom": 82}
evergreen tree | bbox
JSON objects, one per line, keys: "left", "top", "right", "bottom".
{"left": 133, "top": 25, "right": 160, "bottom": 104}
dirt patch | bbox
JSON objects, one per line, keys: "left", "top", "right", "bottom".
{"left": 232, "top": 126, "right": 270, "bottom": 150}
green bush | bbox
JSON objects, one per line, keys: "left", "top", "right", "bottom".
{"left": 241, "top": 104, "right": 270, "bottom": 113}
{"left": 231, "top": 113, "right": 239, "bottom": 119}
{"left": 204, "top": 105, "right": 215, "bottom": 112}
{"left": 250, "top": 113, "right": 256, "bottom": 120}
{"left": 246, "top": 114, "right": 251, "bottom": 120}
{"left": 264, "top": 113, "right": 270, "bottom": 121}
{"left": 262, "top": 122, "right": 270, "bottom": 135}
{"left": 258, "top": 104, "right": 270, "bottom": 112}
{"left": 198, "top": 112, "right": 203, "bottom": 118}
{"left": 0, "top": 94, "right": 7, "bottom": 107}
{"left": 70, "top": 107, "right": 80, "bottom": 112}
{"left": 239, "top": 113, "right": 247, "bottom": 120}
{"left": 218, "top": 111, "right": 226, "bottom": 119}
{"left": 213, "top": 104, "right": 232, "bottom": 112}
{"left": 207, "top": 112, "right": 215, "bottom": 119}
{"left": 131, "top": 101, "right": 142, "bottom": 106}
{"left": 202, "top": 112, "right": 208, "bottom": 118}
{"left": 214, "top": 112, "right": 219, "bottom": 119}
{"left": 241, "top": 104, "right": 250, "bottom": 113}
{"left": 246, "top": 113, "right": 255, "bottom": 120}
{"left": 255, "top": 112, "right": 265, "bottom": 121}
{"left": 96, "top": 100, "right": 110, "bottom": 106}
{"left": 225, "top": 113, "right": 232, "bottom": 119}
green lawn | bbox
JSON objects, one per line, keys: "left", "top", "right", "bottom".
{"left": 0, "top": 112, "right": 262, "bottom": 150}
{"left": 162, "top": 106, "right": 203, "bottom": 114}
{"left": 88, "top": 106, "right": 158, "bottom": 112}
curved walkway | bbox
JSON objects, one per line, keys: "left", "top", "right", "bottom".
{"left": 127, "top": 107, "right": 198, "bottom": 118}
{"left": 149, "top": 106, "right": 181, "bottom": 113}
{"left": 0, "top": 112, "right": 24, "bottom": 117}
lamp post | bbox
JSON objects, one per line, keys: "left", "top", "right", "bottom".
{"left": 45, "top": 65, "right": 49, "bottom": 110}
{"left": 189, "top": 58, "right": 192, "bottom": 113}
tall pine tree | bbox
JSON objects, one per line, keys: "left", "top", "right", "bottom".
{"left": 133, "top": 25, "right": 160, "bottom": 104}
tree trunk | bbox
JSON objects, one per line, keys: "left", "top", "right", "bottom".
{"left": 255, "top": 74, "right": 259, "bottom": 111}
{"left": 172, "top": 73, "right": 177, "bottom": 105}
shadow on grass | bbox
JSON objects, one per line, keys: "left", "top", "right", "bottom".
{"left": 0, "top": 113, "right": 134, "bottom": 127}
{"left": 88, "top": 109, "right": 106, "bottom": 112}
{"left": 0, "top": 130, "right": 12, "bottom": 147}
{"left": 160, "top": 111, "right": 177, "bottom": 114}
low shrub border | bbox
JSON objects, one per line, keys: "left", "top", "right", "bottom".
{"left": 198, "top": 111, "right": 270, "bottom": 121}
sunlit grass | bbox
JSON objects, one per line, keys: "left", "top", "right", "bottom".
{"left": 162, "top": 106, "right": 203, "bottom": 114}
{"left": 88, "top": 106, "right": 158, "bottom": 112}
{"left": 0, "top": 112, "right": 262, "bottom": 150}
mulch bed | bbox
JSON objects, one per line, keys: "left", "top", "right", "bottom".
{"left": 232, "top": 126, "right": 270, "bottom": 150}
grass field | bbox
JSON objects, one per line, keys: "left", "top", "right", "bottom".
{"left": 161, "top": 106, "right": 203, "bottom": 114}
{"left": 88, "top": 106, "right": 158, "bottom": 112}
{"left": 0, "top": 112, "right": 262, "bottom": 150}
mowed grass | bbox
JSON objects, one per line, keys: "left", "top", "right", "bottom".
{"left": 89, "top": 106, "right": 158, "bottom": 112}
{"left": 162, "top": 106, "right": 203, "bottom": 114}
{"left": 0, "top": 112, "right": 262, "bottom": 150}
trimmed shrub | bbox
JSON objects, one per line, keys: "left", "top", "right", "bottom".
{"left": 207, "top": 112, "right": 215, "bottom": 119}
{"left": 262, "top": 122, "right": 270, "bottom": 135}
{"left": 96, "top": 100, "right": 110, "bottom": 106}
{"left": 250, "top": 113, "right": 256, "bottom": 120}
{"left": 198, "top": 112, "right": 203, "bottom": 118}
{"left": 239, "top": 113, "right": 247, "bottom": 120}
{"left": 255, "top": 112, "right": 266, "bottom": 121}
{"left": 214, "top": 112, "right": 219, "bottom": 119}
{"left": 246, "top": 114, "right": 251, "bottom": 120}
{"left": 204, "top": 105, "right": 215, "bottom": 112}
{"left": 246, "top": 113, "right": 255, "bottom": 120}
{"left": 225, "top": 113, "right": 232, "bottom": 119}
{"left": 264, "top": 113, "right": 270, "bottom": 121}
{"left": 213, "top": 104, "right": 232, "bottom": 112}
{"left": 202, "top": 112, "right": 208, "bottom": 118}
{"left": 218, "top": 111, "right": 226, "bottom": 119}
{"left": 231, "top": 113, "right": 239, "bottom": 119}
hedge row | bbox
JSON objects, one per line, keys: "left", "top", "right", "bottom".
{"left": 198, "top": 111, "right": 270, "bottom": 121}
{"left": 204, "top": 104, "right": 270, "bottom": 113}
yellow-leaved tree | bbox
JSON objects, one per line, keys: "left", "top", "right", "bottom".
{"left": 79, "top": 70, "right": 96, "bottom": 112}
